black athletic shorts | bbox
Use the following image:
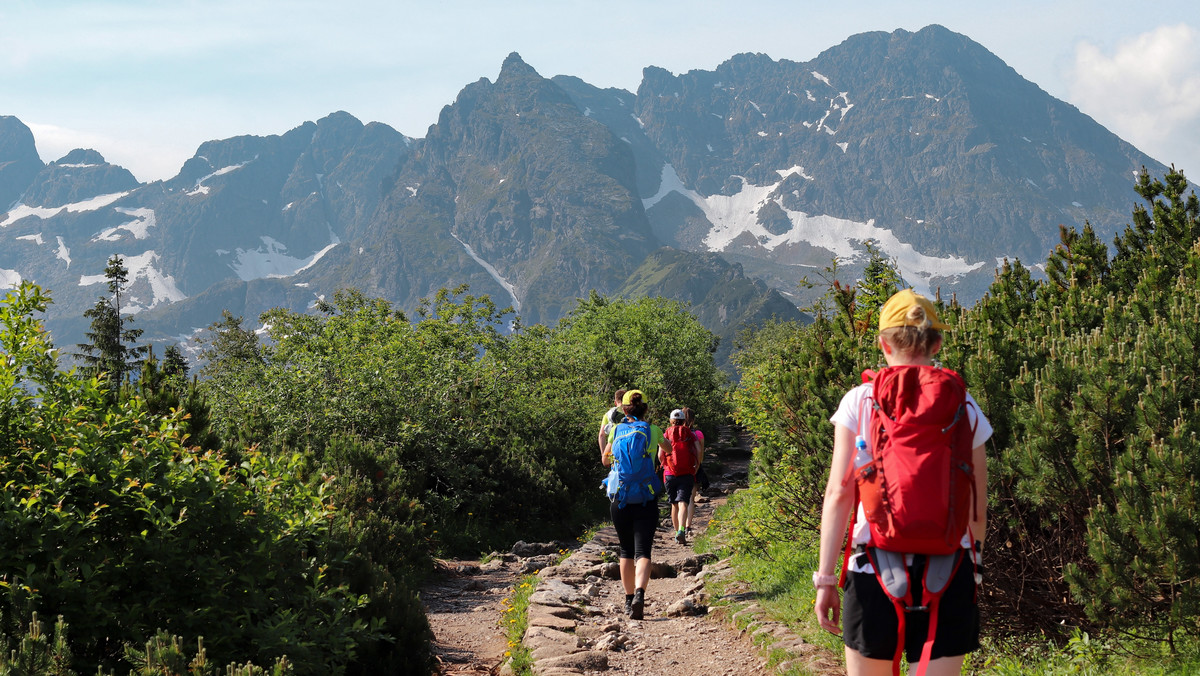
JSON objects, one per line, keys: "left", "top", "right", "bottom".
{"left": 610, "top": 500, "right": 657, "bottom": 561}
{"left": 843, "top": 553, "right": 979, "bottom": 662}
{"left": 664, "top": 473, "right": 695, "bottom": 503}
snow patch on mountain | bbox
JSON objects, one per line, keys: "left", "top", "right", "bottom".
{"left": 16, "top": 233, "right": 44, "bottom": 245}
{"left": 228, "top": 231, "right": 341, "bottom": 281}
{"left": 56, "top": 237, "right": 71, "bottom": 267}
{"left": 811, "top": 71, "right": 832, "bottom": 86}
{"left": 643, "top": 164, "right": 701, "bottom": 209}
{"left": 1, "top": 269, "right": 20, "bottom": 289}
{"left": 94, "top": 208, "right": 157, "bottom": 242}
{"left": 450, "top": 232, "right": 520, "bottom": 312}
{"left": 656, "top": 167, "right": 986, "bottom": 295}
{"left": 78, "top": 251, "right": 185, "bottom": 313}
{"left": 776, "top": 166, "right": 815, "bottom": 181}
{"left": 1, "top": 192, "right": 130, "bottom": 227}
{"left": 188, "top": 160, "right": 251, "bottom": 196}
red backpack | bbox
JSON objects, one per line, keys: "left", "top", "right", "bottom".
{"left": 662, "top": 425, "right": 697, "bottom": 476}
{"left": 843, "top": 365, "right": 978, "bottom": 676}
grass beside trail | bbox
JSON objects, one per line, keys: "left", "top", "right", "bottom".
{"left": 500, "top": 575, "right": 539, "bottom": 675}
{"left": 699, "top": 497, "right": 1200, "bottom": 676}
{"left": 695, "top": 505, "right": 843, "bottom": 675}
{"left": 973, "top": 632, "right": 1200, "bottom": 675}
{"left": 498, "top": 529, "right": 596, "bottom": 675}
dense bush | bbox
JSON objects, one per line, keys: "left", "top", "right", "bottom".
{"left": 198, "top": 287, "right": 729, "bottom": 557}
{"left": 555, "top": 292, "right": 731, "bottom": 437}
{"left": 0, "top": 284, "right": 396, "bottom": 674}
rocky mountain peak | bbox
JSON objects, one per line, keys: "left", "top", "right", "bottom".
{"left": 55, "top": 148, "right": 107, "bottom": 166}
{"left": 498, "top": 52, "right": 540, "bottom": 83}
{"left": 0, "top": 116, "right": 45, "bottom": 209}
{"left": 0, "top": 115, "right": 41, "bottom": 163}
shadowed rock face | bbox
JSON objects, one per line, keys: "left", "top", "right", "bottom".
{"left": 364, "top": 53, "right": 658, "bottom": 325}
{"left": 0, "top": 116, "right": 45, "bottom": 209}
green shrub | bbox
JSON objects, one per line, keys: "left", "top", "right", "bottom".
{"left": 0, "top": 284, "right": 386, "bottom": 674}
{"left": 197, "top": 287, "right": 729, "bottom": 558}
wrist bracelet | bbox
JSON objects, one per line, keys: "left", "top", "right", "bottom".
{"left": 812, "top": 572, "right": 838, "bottom": 588}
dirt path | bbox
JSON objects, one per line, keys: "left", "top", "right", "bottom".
{"left": 424, "top": 428, "right": 841, "bottom": 675}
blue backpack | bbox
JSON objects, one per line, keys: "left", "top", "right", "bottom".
{"left": 602, "top": 419, "right": 664, "bottom": 508}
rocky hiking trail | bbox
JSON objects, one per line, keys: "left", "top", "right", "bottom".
{"left": 424, "top": 429, "right": 843, "bottom": 675}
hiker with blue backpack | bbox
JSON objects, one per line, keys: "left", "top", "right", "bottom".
{"left": 814, "top": 290, "right": 992, "bottom": 676}
{"left": 601, "top": 389, "right": 671, "bottom": 620}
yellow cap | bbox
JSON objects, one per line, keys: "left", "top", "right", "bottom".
{"left": 878, "top": 289, "right": 950, "bottom": 331}
{"left": 621, "top": 389, "right": 645, "bottom": 405}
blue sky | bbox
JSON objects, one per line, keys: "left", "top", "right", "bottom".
{"left": 2, "top": 0, "right": 1197, "bottom": 183}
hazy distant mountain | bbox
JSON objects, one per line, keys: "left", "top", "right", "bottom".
{"left": 0, "top": 25, "right": 1176, "bottom": 370}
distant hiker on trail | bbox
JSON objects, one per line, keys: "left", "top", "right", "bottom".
{"left": 601, "top": 389, "right": 670, "bottom": 620}
{"left": 814, "top": 290, "right": 992, "bottom": 676}
{"left": 660, "top": 408, "right": 700, "bottom": 545}
{"left": 683, "top": 406, "right": 707, "bottom": 535}
{"left": 598, "top": 388, "right": 628, "bottom": 452}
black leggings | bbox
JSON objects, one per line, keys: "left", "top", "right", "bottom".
{"left": 611, "top": 500, "right": 658, "bottom": 561}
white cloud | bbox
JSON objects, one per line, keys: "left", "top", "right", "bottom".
{"left": 24, "top": 122, "right": 115, "bottom": 162}
{"left": 1068, "top": 23, "right": 1200, "bottom": 178}
{"left": 25, "top": 121, "right": 188, "bottom": 183}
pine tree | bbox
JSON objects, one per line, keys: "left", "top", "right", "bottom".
{"left": 162, "top": 344, "right": 188, "bottom": 380}
{"left": 132, "top": 347, "right": 222, "bottom": 452}
{"left": 74, "top": 255, "right": 148, "bottom": 390}
{"left": 853, "top": 240, "right": 906, "bottom": 333}
{"left": 1110, "top": 167, "right": 1199, "bottom": 294}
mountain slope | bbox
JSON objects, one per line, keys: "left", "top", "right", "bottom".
{"left": 354, "top": 53, "right": 660, "bottom": 324}
{"left": 629, "top": 25, "right": 1168, "bottom": 300}
{"left": 618, "top": 247, "right": 806, "bottom": 367}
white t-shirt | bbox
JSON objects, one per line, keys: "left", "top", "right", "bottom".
{"left": 830, "top": 381, "right": 993, "bottom": 570}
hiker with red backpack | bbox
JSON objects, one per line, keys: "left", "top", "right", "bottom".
{"left": 814, "top": 290, "right": 992, "bottom": 676}
{"left": 602, "top": 389, "right": 672, "bottom": 620}
{"left": 660, "top": 408, "right": 700, "bottom": 545}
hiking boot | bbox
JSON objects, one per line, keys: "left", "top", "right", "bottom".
{"left": 675, "top": 529, "right": 686, "bottom": 545}
{"left": 630, "top": 589, "right": 645, "bottom": 620}
{"left": 624, "top": 594, "right": 634, "bottom": 616}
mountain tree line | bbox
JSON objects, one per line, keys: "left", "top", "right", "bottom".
{"left": 729, "top": 167, "right": 1200, "bottom": 647}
